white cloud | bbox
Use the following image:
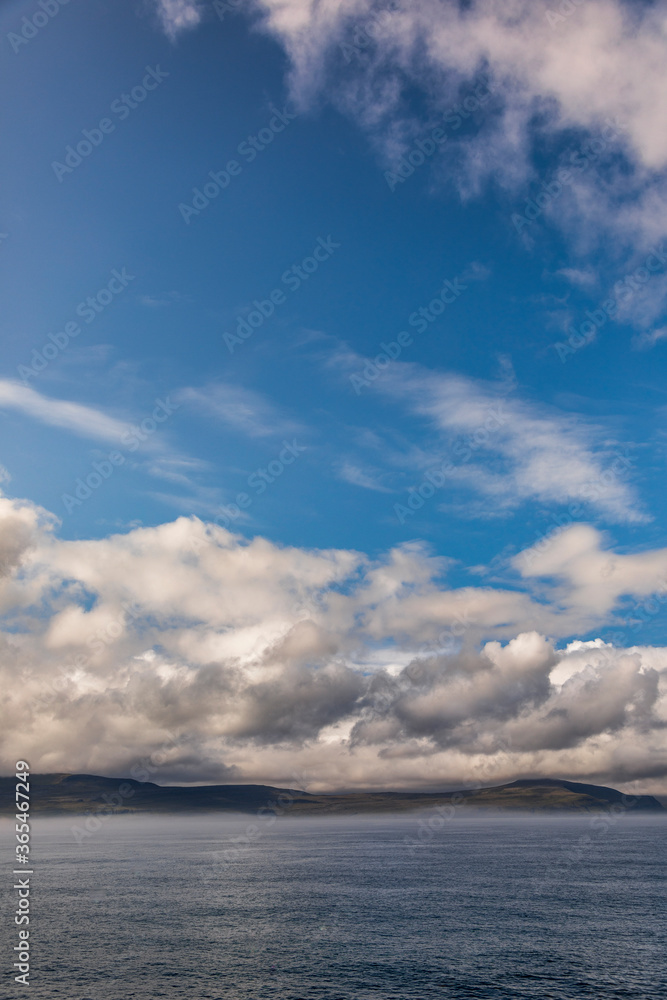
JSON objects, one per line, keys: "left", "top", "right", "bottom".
{"left": 178, "top": 383, "right": 302, "bottom": 438}
{"left": 337, "top": 461, "right": 393, "bottom": 492}
{"left": 255, "top": 0, "right": 667, "bottom": 172}
{"left": 253, "top": 0, "right": 667, "bottom": 310}
{"left": 0, "top": 379, "right": 216, "bottom": 505}
{"left": 556, "top": 267, "right": 597, "bottom": 289}
{"left": 150, "top": 0, "right": 204, "bottom": 39}
{"left": 371, "top": 364, "right": 646, "bottom": 524}
{"left": 0, "top": 380, "right": 130, "bottom": 444}
{"left": 2, "top": 495, "right": 667, "bottom": 792}
{"left": 632, "top": 325, "right": 667, "bottom": 350}
{"left": 514, "top": 522, "right": 667, "bottom": 617}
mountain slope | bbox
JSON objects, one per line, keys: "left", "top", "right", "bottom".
{"left": 0, "top": 773, "right": 663, "bottom": 816}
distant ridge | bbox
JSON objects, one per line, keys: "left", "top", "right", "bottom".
{"left": 0, "top": 773, "right": 663, "bottom": 816}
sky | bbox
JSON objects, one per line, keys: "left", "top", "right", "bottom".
{"left": 1, "top": 0, "right": 667, "bottom": 793}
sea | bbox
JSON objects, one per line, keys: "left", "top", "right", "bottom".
{"left": 2, "top": 812, "right": 665, "bottom": 999}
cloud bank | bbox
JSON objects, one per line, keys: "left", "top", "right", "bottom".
{"left": 2, "top": 495, "right": 666, "bottom": 793}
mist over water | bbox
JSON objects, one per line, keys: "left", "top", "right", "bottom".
{"left": 2, "top": 813, "right": 665, "bottom": 999}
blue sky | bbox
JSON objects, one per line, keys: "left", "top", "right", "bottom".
{"left": 2, "top": 0, "right": 667, "bottom": 790}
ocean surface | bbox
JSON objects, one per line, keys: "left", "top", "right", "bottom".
{"left": 2, "top": 813, "right": 665, "bottom": 999}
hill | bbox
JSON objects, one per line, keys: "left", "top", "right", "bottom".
{"left": 0, "top": 773, "right": 663, "bottom": 816}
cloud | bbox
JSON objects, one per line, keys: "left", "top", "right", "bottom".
{"left": 150, "top": 0, "right": 204, "bottom": 39}
{"left": 632, "top": 325, "right": 667, "bottom": 350}
{"left": 253, "top": 0, "right": 667, "bottom": 310}
{"left": 178, "top": 383, "right": 303, "bottom": 438}
{"left": 0, "top": 496, "right": 54, "bottom": 584}
{"left": 2, "top": 495, "right": 667, "bottom": 792}
{"left": 459, "top": 260, "right": 492, "bottom": 284}
{"left": 0, "top": 380, "right": 215, "bottom": 505}
{"left": 337, "top": 461, "right": 393, "bottom": 492}
{"left": 144, "top": 455, "right": 210, "bottom": 486}
{"left": 514, "top": 522, "right": 667, "bottom": 618}
{"left": 360, "top": 362, "right": 646, "bottom": 524}
{"left": 556, "top": 267, "right": 597, "bottom": 289}
{"left": 0, "top": 380, "right": 130, "bottom": 444}
{"left": 255, "top": 0, "right": 667, "bottom": 172}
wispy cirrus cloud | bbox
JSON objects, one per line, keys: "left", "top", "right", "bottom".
{"left": 332, "top": 352, "right": 647, "bottom": 524}
{"left": 0, "top": 379, "right": 130, "bottom": 444}
{"left": 633, "top": 326, "right": 667, "bottom": 350}
{"left": 178, "top": 383, "right": 304, "bottom": 438}
{"left": 556, "top": 267, "right": 597, "bottom": 290}
{"left": 393, "top": 368, "right": 646, "bottom": 523}
{"left": 337, "top": 460, "right": 394, "bottom": 493}
{"left": 0, "top": 379, "right": 218, "bottom": 510}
